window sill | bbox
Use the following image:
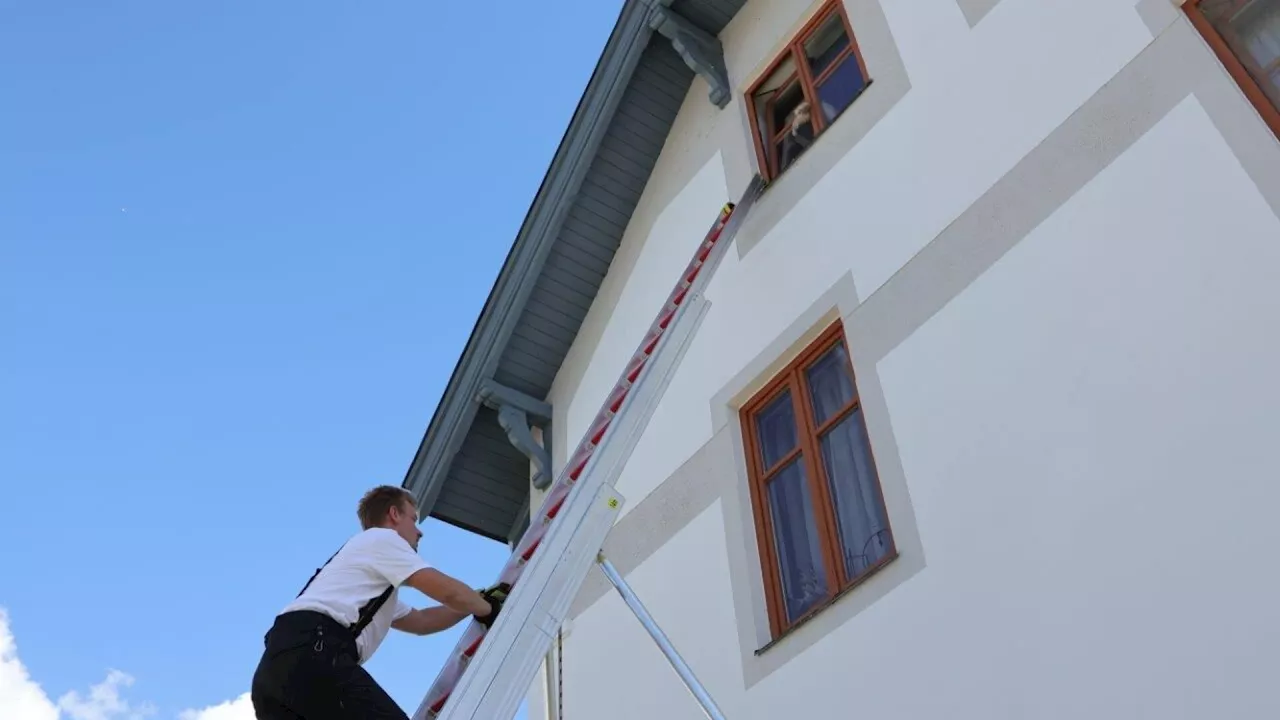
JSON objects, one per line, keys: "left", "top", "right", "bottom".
{"left": 754, "top": 548, "right": 899, "bottom": 656}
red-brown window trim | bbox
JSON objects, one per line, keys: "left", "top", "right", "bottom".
{"left": 744, "top": 0, "right": 872, "bottom": 183}
{"left": 1185, "top": 0, "right": 1280, "bottom": 141}
{"left": 739, "top": 321, "right": 897, "bottom": 641}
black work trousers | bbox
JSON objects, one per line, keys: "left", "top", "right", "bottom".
{"left": 251, "top": 610, "right": 407, "bottom": 720}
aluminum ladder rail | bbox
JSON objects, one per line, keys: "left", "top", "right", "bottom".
{"left": 413, "top": 176, "right": 764, "bottom": 720}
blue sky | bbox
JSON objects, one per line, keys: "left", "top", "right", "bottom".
{"left": 1, "top": 2, "right": 622, "bottom": 717}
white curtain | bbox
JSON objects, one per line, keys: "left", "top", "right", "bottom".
{"left": 755, "top": 391, "right": 828, "bottom": 623}
{"left": 818, "top": 409, "right": 892, "bottom": 576}
{"left": 806, "top": 345, "right": 892, "bottom": 578}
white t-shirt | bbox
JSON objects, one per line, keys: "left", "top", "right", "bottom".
{"left": 281, "top": 527, "right": 431, "bottom": 664}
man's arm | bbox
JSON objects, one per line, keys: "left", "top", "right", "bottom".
{"left": 402, "top": 568, "right": 493, "bottom": 617}
{"left": 363, "top": 532, "right": 494, "bottom": 619}
{"left": 391, "top": 606, "right": 471, "bottom": 635}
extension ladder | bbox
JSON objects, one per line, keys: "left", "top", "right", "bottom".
{"left": 413, "top": 176, "right": 763, "bottom": 720}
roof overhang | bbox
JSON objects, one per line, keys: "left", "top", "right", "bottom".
{"left": 402, "top": 0, "right": 745, "bottom": 543}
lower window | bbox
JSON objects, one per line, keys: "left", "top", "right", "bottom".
{"left": 740, "top": 321, "right": 895, "bottom": 639}
{"left": 1187, "top": 0, "right": 1280, "bottom": 138}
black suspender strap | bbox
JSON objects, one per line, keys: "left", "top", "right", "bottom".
{"left": 296, "top": 543, "right": 346, "bottom": 598}
{"left": 350, "top": 585, "right": 395, "bottom": 640}
{"left": 294, "top": 541, "right": 393, "bottom": 641}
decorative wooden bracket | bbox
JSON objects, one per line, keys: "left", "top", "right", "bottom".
{"left": 477, "top": 379, "right": 554, "bottom": 490}
{"left": 647, "top": 3, "right": 731, "bottom": 108}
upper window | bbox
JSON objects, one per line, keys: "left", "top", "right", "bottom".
{"left": 746, "top": 0, "right": 871, "bottom": 182}
{"left": 740, "top": 321, "right": 895, "bottom": 640}
{"left": 1187, "top": 0, "right": 1280, "bottom": 138}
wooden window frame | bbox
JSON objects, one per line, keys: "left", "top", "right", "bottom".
{"left": 1185, "top": 0, "right": 1280, "bottom": 140}
{"left": 739, "top": 321, "right": 897, "bottom": 640}
{"left": 744, "top": 0, "right": 872, "bottom": 183}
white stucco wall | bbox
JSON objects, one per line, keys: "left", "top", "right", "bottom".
{"left": 859, "top": 93, "right": 1280, "bottom": 718}
{"left": 533, "top": 0, "right": 1280, "bottom": 717}
{"left": 554, "top": 91, "right": 1280, "bottom": 720}
{"left": 552, "top": 0, "right": 1161, "bottom": 517}
{"left": 784, "top": 0, "right": 1149, "bottom": 299}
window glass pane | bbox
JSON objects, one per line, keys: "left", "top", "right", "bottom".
{"left": 1201, "top": 0, "right": 1280, "bottom": 110}
{"left": 771, "top": 81, "right": 806, "bottom": 134}
{"left": 803, "top": 11, "right": 851, "bottom": 79}
{"left": 754, "top": 390, "right": 797, "bottom": 470}
{"left": 814, "top": 53, "right": 867, "bottom": 124}
{"left": 805, "top": 342, "right": 856, "bottom": 425}
{"left": 752, "top": 54, "right": 799, "bottom": 136}
{"left": 766, "top": 458, "right": 829, "bottom": 623}
{"left": 818, "top": 408, "right": 892, "bottom": 578}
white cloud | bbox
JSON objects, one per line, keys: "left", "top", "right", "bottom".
{"left": 56, "top": 670, "right": 153, "bottom": 720}
{"left": 177, "top": 693, "right": 253, "bottom": 720}
{"left": 1, "top": 608, "right": 249, "bottom": 720}
{"left": 0, "top": 607, "right": 58, "bottom": 720}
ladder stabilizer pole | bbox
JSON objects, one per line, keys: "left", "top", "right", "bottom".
{"left": 596, "top": 553, "right": 728, "bottom": 720}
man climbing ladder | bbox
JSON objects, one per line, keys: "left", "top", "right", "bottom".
{"left": 251, "top": 485, "right": 510, "bottom": 719}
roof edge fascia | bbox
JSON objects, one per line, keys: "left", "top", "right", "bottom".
{"left": 402, "top": 0, "right": 660, "bottom": 516}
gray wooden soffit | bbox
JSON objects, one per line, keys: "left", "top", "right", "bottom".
{"left": 399, "top": 0, "right": 658, "bottom": 520}
{"left": 647, "top": 3, "right": 730, "bottom": 108}
{"left": 400, "top": 0, "right": 747, "bottom": 542}
{"left": 476, "top": 379, "right": 554, "bottom": 490}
